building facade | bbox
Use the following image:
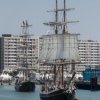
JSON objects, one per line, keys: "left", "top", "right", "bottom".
{"left": 77, "top": 40, "right": 100, "bottom": 72}
{"left": 0, "top": 34, "right": 100, "bottom": 73}
{"left": 0, "top": 34, "right": 39, "bottom": 73}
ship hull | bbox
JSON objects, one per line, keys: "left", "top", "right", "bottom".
{"left": 75, "top": 81, "right": 100, "bottom": 91}
{"left": 40, "top": 89, "right": 75, "bottom": 100}
{"left": 15, "top": 81, "right": 35, "bottom": 92}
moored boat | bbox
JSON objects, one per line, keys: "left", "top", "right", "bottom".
{"left": 15, "top": 21, "right": 35, "bottom": 92}
{"left": 40, "top": 88, "right": 75, "bottom": 100}
{"left": 15, "top": 81, "right": 35, "bottom": 92}
{"left": 39, "top": 0, "right": 80, "bottom": 100}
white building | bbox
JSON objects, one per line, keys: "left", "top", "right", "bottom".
{"left": 1, "top": 34, "right": 100, "bottom": 73}
{"left": 77, "top": 40, "right": 100, "bottom": 72}
{"left": 0, "top": 34, "right": 39, "bottom": 72}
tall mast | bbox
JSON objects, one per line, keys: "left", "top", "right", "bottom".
{"left": 20, "top": 21, "right": 32, "bottom": 80}
{"left": 43, "top": 0, "right": 77, "bottom": 35}
{"left": 54, "top": 0, "right": 58, "bottom": 85}
{"left": 55, "top": 0, "right": 58, "bottom": 34}
{"left": 21, "top": 20, "right": 32, "bottom": 68}
{"left": 63, "top": 0, "right": 67, "bottom": 34}
{"left": 21, "top": 20, "right": 32, "bottom": 35}
{"left": 61, "top": 0, "right": 66, "bottom": 85}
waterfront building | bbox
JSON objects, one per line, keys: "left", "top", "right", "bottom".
{"left": 0, "top": 34, "right": 100, "bottom": 73}
{"left": 0, "top": 34, "right": 39, "bottom": 73}
{"left": 77, "top": 40, "right": 100, "bottom": 72}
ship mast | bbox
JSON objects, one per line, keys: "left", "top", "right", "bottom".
{"left": 20, "top": 20, "right": 32, "bottom": 80}
{"left": 43, "top": 0, "right": 76, "bottom": 35}
{"left": 42, "top": 0, "right": 79, "bottom": 87}
{"left": 20, "top": 20, "right": 32, "bottom": 68}
{"left": 63, "top": 0, "right": 66, "bottom": 34}
{"left": 21, "top": 20, "right": 32, "bottom": 36}
{"left": 55, "top": 0, "right": 58, "bottom": 34}
{"left": 53, "top": 0, "right": 58, "bottom": 85}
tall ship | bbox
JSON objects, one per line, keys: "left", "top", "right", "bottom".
{"left": 15, "top": 21, "right": 35, "bottom": 92}
{"left": 39, "top": 0, "right": 80, "bottom": 100}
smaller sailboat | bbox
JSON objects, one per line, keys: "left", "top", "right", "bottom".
{"left": 15, "top": 21, "right": 35, "bottom": 92}
{"left": 39, "top": 0, "right": 80, "bottom": 100}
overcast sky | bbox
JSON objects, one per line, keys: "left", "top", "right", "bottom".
{"left": 0, "top": 0, "right": 100, "bottom": 41}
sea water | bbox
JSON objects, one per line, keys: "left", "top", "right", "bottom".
{"left": 0, "top": 85, "right": 40, "bottom": 100}
{"left": 76, "top": 89, "right": 100, "bottom": 100}
{"left": 0, "top": 85, "right": 100, "bottom": 100}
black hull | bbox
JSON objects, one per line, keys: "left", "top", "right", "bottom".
{"left": 15, "top": 81, "right": 35, "bottom": 92}
{"left": 75, "top": 81, "right": 100, "bottom": 91}
{"left": 40, "top": 89, "right": 75, "bottom": 100}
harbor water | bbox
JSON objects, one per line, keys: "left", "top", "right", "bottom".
{"left": 0, "top": 85, "right": 100, "bottom": 100}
